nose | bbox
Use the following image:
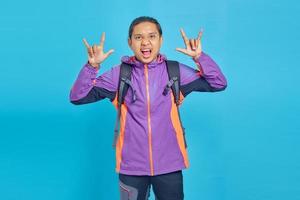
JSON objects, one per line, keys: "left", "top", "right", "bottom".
{"left": 141, "top": 38, "right": 150, "bottom": 45}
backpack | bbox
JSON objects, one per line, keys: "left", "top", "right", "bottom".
{"left": 112, "top": 60, "right": 187, "bottom": 148}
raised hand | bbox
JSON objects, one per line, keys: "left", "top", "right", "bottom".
{"left": 176, "top": 28, "right": 203, "bottom": 60}
{"left": 83, "top": 32, "right": 114, "bottom": 68}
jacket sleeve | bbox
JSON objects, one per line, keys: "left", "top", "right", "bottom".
{"left": 179, "top": 52, "right": 227, "bottom": 97}
{"left": 69, "top": 62, "right": 120, "bottom": 105}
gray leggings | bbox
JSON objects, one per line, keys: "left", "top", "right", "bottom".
{"left": 119, "top": 170, "right": 184, "bottom": 200}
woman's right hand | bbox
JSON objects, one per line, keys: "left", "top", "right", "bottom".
{"left": 83, "top": 32, "right": 114, "bottom": 68}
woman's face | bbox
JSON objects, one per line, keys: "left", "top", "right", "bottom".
{"left": 128, "top": 22, "right": 163, "bottom": 64}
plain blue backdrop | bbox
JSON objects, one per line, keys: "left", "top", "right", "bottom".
{"left": 1, "top": 0, "right": 299, "bottom": 199}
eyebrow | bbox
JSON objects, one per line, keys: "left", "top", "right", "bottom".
{"left": 133, "top": 32, "right": 158, "bottom": 36}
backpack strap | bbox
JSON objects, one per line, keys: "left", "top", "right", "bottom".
{"left": 118, "top": 63, "right": 134, "bottom": 106}
{"left": 112, "top": 63, "right": 136, "bottom": 149}
{"left": 163, "top": 60, "right": 187, "bottom": 148}
{"left": 163, "top": 60, "right": 181, "bottom": 105}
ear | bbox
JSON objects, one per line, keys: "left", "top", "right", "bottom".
{"left": 158, "top": 36, "right": 163, "bottom": 48}
{"left": 128, "top": 38, "right": 132, "bottom": 49}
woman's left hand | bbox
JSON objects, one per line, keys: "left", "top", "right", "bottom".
{"left": 176, "top": 28, "right": 203, "bottom": 60}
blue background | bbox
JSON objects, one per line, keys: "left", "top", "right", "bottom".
{"left": 1, "top": 0, "right": 299, "bottom": 199}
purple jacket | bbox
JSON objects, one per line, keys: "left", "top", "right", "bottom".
{"left": 69, "top": 52, "right": 227, "bottom": 176}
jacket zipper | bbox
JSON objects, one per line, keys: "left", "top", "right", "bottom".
{"left": 144, "top": 64, "right": 154, "bottom": 176}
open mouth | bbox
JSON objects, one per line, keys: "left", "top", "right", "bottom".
{"left": 141, "top": 49, "right": 152, "bottom": 58}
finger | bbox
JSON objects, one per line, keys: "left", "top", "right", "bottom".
{"left": 83, "top": 38, "right": 90, "bottom": 49}
{"left": 190, "top": 39, "right": 196, "bottom": 50}
{"left": 180, "top": 28, "right": 188, "bottom": 39}
{"left": 105, "top": 49, "right": 114, "bottom": 57}
{"left": 197, "top": 29, "right": 203, "bottom": 41}
{"left": 180, "top": 28, "right": 190, "bottom": 49}
{"left": 92, "top": 45, "right": 97, "bottom": 54}
{"left": 100, "top": 32, "right": 105, "bottom": 47}
{"left": 189, "top": 39, "right": 193, "bottom": 50}
{"left": 196, "top": 38, "right": 200, "bottom": 48}
{"left": 87, "top": 47, "right": 94, "bottom": 58}
{"left": 176, "top": 47, "right": 189, "bottom": 55}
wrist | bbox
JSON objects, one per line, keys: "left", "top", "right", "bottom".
{"left": 192, "top": 52, "right": 202, "bottom": 62}
{"left": 88, "top": 61, "right": 100, "bottom": 69}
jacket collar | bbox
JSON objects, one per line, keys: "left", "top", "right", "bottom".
{"left": 121, "top": 53, "right": 167, "bottom": 68}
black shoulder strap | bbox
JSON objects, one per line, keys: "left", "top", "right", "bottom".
{"left": 164, "top": 60, "right": 181, "bottom": 105}
{"left": 113, "top": 62, "right": 134, "bottom": 148}
{"left": 164, "top": 60, "right": 187, "bottom": 148}
{"left": 117, "top": 63, "right": 133, "bottom": 106}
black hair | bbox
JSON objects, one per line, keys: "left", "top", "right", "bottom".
{"left": 128, "top": 16, "right": 162, "bottom": 39}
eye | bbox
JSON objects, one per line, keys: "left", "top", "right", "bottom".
{"left": 149, "top": 34, "right": 157, "bottom": 40}
{"left": 134, "top": 35, "right": 142, "bottom": 40}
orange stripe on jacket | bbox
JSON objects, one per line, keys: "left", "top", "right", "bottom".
{"left": 112, "top": 95, "right": 128, "bottom": 173}
{"left": 112, "top": 94, "right": 118, "bottom": 109}
{"left": 170, "top": 94, "right": 190, "bottom": 168}
{"left": 178, "top": 91, "right": 185, "bottom": 106}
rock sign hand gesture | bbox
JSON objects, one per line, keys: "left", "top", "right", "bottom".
{"left": 83, "top": 32, "right": 114, "bottom": 68}
{"left": 176, "top": 28, "right": 203, "bottom": 60}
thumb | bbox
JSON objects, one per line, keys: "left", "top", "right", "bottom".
{"left": 176, "top": 48, "right": 188, "bottom": 55}
{"left": 105, "top": 49, "right": 114, "bottom": 57}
